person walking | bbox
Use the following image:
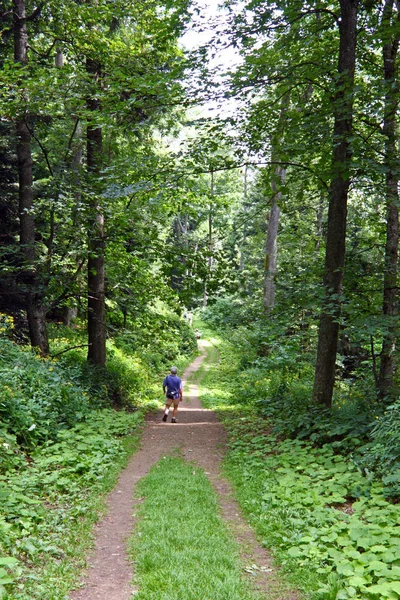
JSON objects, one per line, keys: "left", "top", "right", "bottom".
{"left": 162, "top": 366, "right": 183, "bottom": 423}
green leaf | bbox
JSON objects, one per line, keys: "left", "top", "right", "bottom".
{"left": 0, "top": 558, "right": 18, "bottom": 567}
{"left": 336, "top": 561, "right": 354, "bottom": 576}
{"left": 287, "top": 546, "right": 302, "bottom": 558}
{"left": 348, "top": 575, "right": 368, "bottom": 587}
{"left": 390, "top": 582, "right": 400, "bottom": 595}
{"left": 367, "top": 582, "right": 400, "bottom": 598}
{"left": 0, "top": 569, "right": 13, "bottom": 584}
{"left": 367, "top": 560, "right": 389, "bottom": 573}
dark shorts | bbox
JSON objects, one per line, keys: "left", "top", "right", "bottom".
{"left": 165, "top": 395, "right": 180, "bottom": 407}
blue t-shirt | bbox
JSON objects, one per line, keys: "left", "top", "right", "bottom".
{"left": 163, "top": 374, "right": 182, "bottom": 398}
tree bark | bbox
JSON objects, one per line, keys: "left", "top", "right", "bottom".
{"left": 378, "top": 0, "right": 400, "bottom": 400}
{"left": 263, "top": 166, "right": 285, "bottom": 313}
{"left": 315, "top": 195, "right": 324, "bottom": 249}
{"left": 312, "top": 0, "right": 358, "bottom": 407}
{"left": 203, "top": 170, "right": 214, "bottom": 308}
{"left": 86, "top": 56, "right": 106, "bottom": 366}
{"left": 262, "top": 94, "right": 289, "bottom": 314}
{"left": 14, "top": 0, "right": 49, "bottom": 355}
{"left": 239, "top": 165, "right": 248, "bottom": 272}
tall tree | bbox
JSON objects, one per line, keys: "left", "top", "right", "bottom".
{"left": 86, "top": 54, "right": 106, "bottom": 366}
{"left": 13, "top": 0, "right": 49, "bottom": 355}
{"left": 378, "top": 0, "right": 400, "bottom": 400}
{"left": 263, "top": 95, "right": 289, "bottom": 313}
{"left": 263, "top": 163, "right": 285, "bottom": 313}
{"left": 203, "top": 170, "right": 214, "bottom": 308}
{"left": 312, "top": 0, "right": 358, "bottom": 407}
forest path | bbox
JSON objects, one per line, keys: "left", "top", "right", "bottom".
{"left": 69, "top": 340, "right": 298, "bottom": 600}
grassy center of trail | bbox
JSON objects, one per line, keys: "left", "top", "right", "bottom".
{"left": 129, "top": 455, "right": 257, "bottom": 600}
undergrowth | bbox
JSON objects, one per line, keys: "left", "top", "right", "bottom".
{"left": 1, "top": 410, "right": 142, "bottom": 599}
{"left": 198, "top": 323, "right": 400, "bottom": 600}
{"left": 0, "top": 309, "right": 197, "bottom": 599}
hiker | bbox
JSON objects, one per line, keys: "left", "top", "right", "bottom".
{"left": 195, "top": 329, "right": 201, "bottom": 339}
{"left": 162, "top": 366, "right": 183, "bottom": 423}
{"left": 183, "top": 311, "right": 193, "bottom": 326}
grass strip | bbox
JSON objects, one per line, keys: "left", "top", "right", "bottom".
{"left": 129, "top": 454, "right": 258, "bottom": 600}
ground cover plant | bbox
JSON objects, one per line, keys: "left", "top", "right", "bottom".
{"left": 129, "top": 454, "right": 259, "bottom": 600}
{"left": 198, "top": 323, "right": 400, "bottom": 600}
{"left": 0, "top": 313, "right": 197, "bottom": 599}
{"left": 1, "top": 411, "right": 142, "bottom": 600}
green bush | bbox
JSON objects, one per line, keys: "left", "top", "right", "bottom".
{"left": 0, "top": 310, "right": 196, "bottom": 598}
{"left": 0, "top": 409, "right": 142, "bottom": 599}
{"left": 0, "top": 339, "right": 96, "bottom": 451}
{"left": 0, "top": 428, "right": 22, "bottom": 473}
{"left": 199, "top": 295, "right": 259, "bottom": 329}
{"left": 115, "top": 309, "right": 197, "bottom": 372}
{"left": 357, "top": 400, "right": 400, "bottom": 498}
{"left": 199, "top": 326, "right": 400, "bottom": 600}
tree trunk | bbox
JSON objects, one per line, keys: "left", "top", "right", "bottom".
{"left": 315, "top": 195, "right": 324, "bottom": 249}
{"left": 312, "top": 0, "right": 358, "bottom": 407}
{"left": 262, "top": 94, "right": 289, "bottom": 314}
{"left": 86, "top": 57, "right": 106, "bottom": 366}
{"left": 203, "top": 170, "right": 214, "bottom": 308}
{"left": 378, "top": 0, "right": 400, "bottom": 400}
{"left": 263, "top": 166, "right": 285, "bottom": 313}
{"left": 14, "top": 0, "right": 49, "bottom": 355}
{"left": 239, "top": 165, "right": 248, "bottom": 272}
{"left": 55, "top": 48, "right": 64, "bottom": 68}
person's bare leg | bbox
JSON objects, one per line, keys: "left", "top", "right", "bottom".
{"left": 162, "top": 401, "right": 171, "bottom": 422}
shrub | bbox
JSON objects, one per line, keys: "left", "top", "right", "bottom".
{"left": 0, "top": 339, "right": 96, "bottom": 451}
{"left": 115, "top": 309, "right": 197, "bottom": 372}
{"left": 199, "top": 296, "right": 259, "bottom": 329}
{"left": 357, "top": 400, "right": 400, "bottom": 498}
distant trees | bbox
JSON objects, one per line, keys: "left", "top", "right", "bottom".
{"left": 2, "top": 0, "right": 400, "bottom": 403}
{"left": 215, "top": 0, "right": 400, "bottom": 406}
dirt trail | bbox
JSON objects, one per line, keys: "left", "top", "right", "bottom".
{"left": 69, "top": 341, "right": 298, "bottom": 600}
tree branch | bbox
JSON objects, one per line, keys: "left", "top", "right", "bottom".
{"left": 50, "top": 344, "right": 89, "bottom": 358}
{"left": 24, "top": 120, "right": 54, "bottom": 176}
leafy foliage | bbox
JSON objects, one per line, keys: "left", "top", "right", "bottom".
{"left": 199, "top": 325, "right": 400, "bottom": 600}
{"left": 0, "top": 410, "right": 142, "bottom": 599}
{"left": 0, "top": 338, "right": 96, "bottom": 449}
{"left": 0, "top": 308, "right": 196, "bottom": 597}
{"left": 357, "top": 401, "right": 400, "bottom": 499}
{"left": 113, "top": 305, "right": 198, "bottom": 373}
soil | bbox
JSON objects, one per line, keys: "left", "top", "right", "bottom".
{"left": 69, "top": 341, "right": 299, "bottom": 600}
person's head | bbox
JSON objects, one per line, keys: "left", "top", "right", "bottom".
{"left": 170, "top": 366, "right": 178, "bottom": 374}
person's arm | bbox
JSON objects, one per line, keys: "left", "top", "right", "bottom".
{"left": 179, "top": 381, "right": 183, "bottom": 402}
